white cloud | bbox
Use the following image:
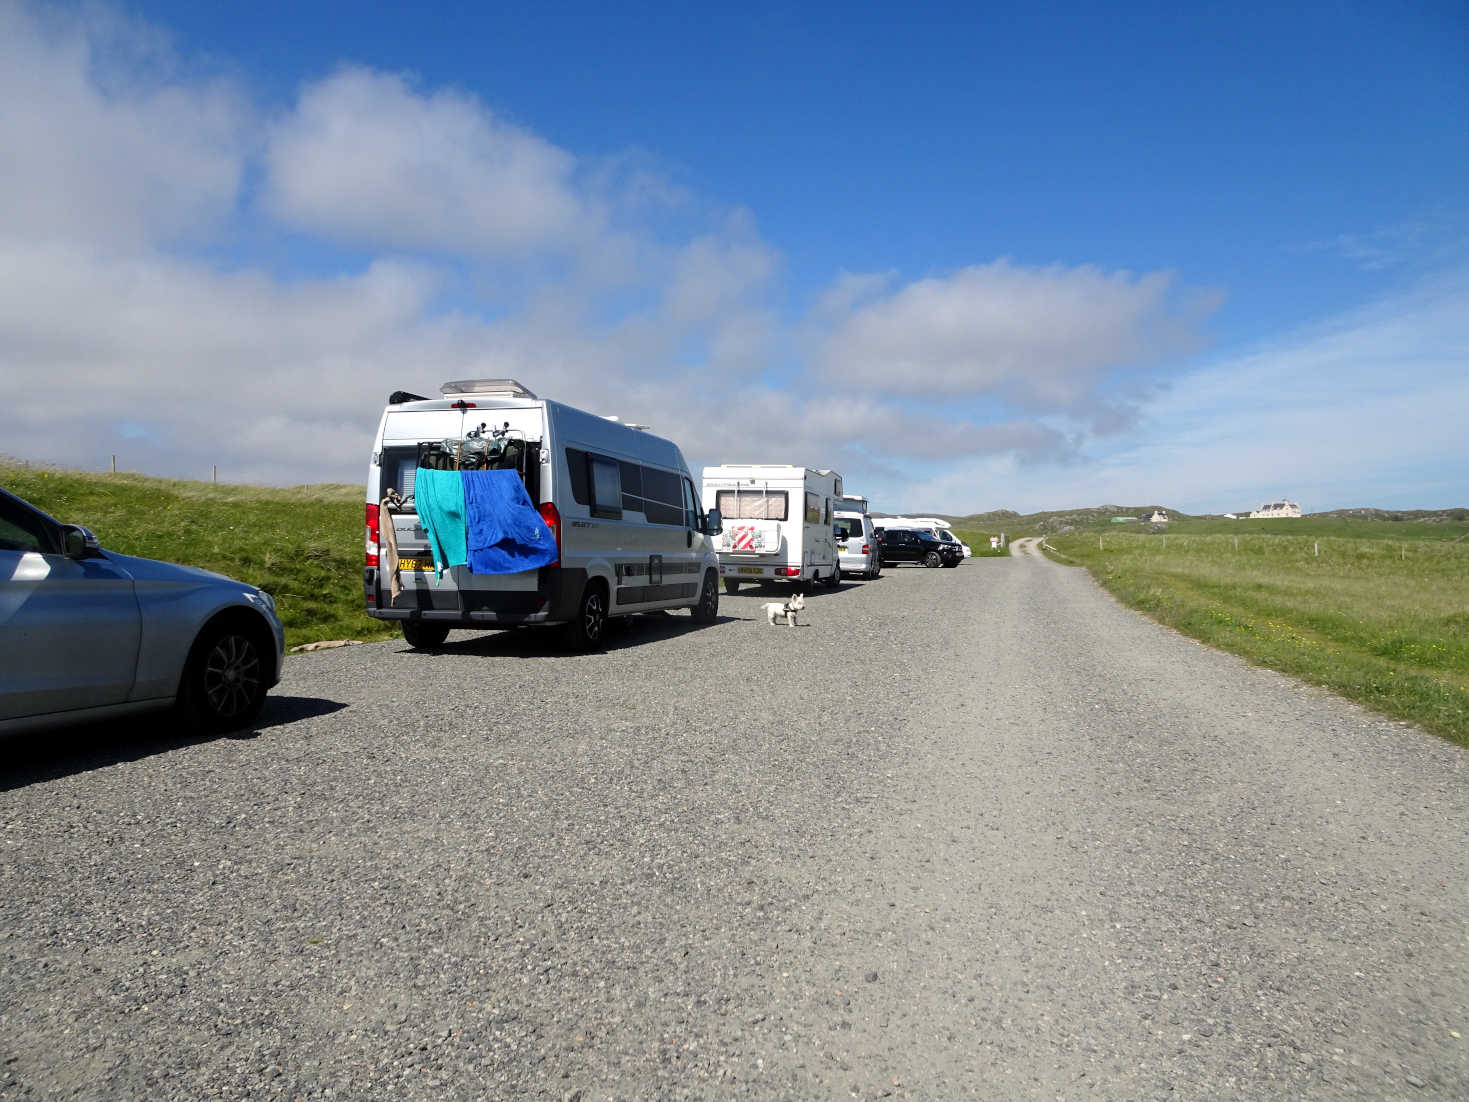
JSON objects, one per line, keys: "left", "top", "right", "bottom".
{"left": 263, "top": 66, "right": 587, "bottom": 256}
{"left": 897, "top": 274, "right": 1469, "bottom": 514}
{"left": 815, "top": 260, "right": 1216, "bottom": 415}
{"left": 0, "top": 3, "right": 247, "bottom": 249}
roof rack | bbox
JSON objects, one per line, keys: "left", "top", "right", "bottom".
{"left": 440, "top": 378, "right": 538, "bottom": 399}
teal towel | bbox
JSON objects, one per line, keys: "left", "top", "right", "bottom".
{"left": 414, "top": 467, "right": 468, "bottom": 580}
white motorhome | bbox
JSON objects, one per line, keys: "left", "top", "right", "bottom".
{"left": 701, "top": 465, "right": 843, "bottom": 593}
{"left": 365, "top": 379, "right": 722, "bottom": 650}
{"left": 833, "top": 493, "right": 880, "bottom": 579}
{"left": 880, "top": 516, "right": 971, "bottom": 558}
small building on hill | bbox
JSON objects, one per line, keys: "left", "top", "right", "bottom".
{"left": 1250, "top": 499, "right": 1301, "bottom": 518}
{"left": 1141, "top": 509, "right": 1169, "bottom": 524}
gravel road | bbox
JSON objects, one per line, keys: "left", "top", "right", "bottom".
{"left": 3, "top": 552, "right": 1466, "bottom": 1100}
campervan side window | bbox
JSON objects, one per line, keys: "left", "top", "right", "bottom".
{"left": 565, "top": 447, "right": 686, "bottom": 526}
{"left": 805, "top": 492, "right": 821, "bottom": 525}
{"left": 716, "top": 489, "right": 788, "bottom": 520}
{"left": 590, "top": 456, "right": 622, "bottom": 519}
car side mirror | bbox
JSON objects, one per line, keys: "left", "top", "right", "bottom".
{"left": 61, "top": 524, "right": 102, "bottom": 559}
{"left": 704, "top": 508, "right": 722, "bottom": 536}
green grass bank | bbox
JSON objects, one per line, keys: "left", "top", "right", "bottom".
{"left": 2, "top": 462, "right": 392, "bottom": 650}
{"left": 1046, "top": 519, "right": 1469, "bottom": 746}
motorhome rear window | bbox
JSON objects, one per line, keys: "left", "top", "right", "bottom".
{"left": 716, "top": 490, "right": 788, "bottom": 520}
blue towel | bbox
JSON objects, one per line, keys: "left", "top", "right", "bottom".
{"left": 462, "top": 469, "right": 559, "bottom": 575}
{"left": 413, "top": 467, "right": 468, "bottom": 580}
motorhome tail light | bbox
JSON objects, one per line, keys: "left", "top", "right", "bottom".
{"left": 365, "top": 502, "right": 380, "bottom": 567}
{"left": 776, "top": 566, "right": 801, "bottom": 577}
{"left": 537, "top": 502, "right": 562, "bottom": 566}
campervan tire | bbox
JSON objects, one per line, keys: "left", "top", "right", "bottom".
{"left": 691, "top": 570, "right": 719, "bottom": 623}
{"left": 723, "top": 579, "right": 741, "bottom": 595}
{"left": 923, "top": 551, "right": 943, "bottom": 569}
{"left": 402, "top": 621, "right": 451, "bottom": 650}
{"left": 563, "top": 581, "right": 609, "bottom": 651}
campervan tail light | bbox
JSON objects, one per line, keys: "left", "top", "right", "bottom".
{"left": 365, "top": 503, "right": 380, "bottom": 567}
{"left": 537, "top": 502, "right": 562, "bottom": 567}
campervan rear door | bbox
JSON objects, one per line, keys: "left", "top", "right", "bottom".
{"left": 376, "top": 405, "right": 548, "bottom": 610}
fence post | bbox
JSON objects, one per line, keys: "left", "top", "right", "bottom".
{"left": 110, "top": 455, "right": 116, "bottom": 473}
{"left": 1234, "top": 536, "right": 1238, "bottom": 551}
{"left": 1314, "top": 541, "right": 1318, "bottom": 557}
{"left": 212, "top": 465, "right": 217, "bottom": 483}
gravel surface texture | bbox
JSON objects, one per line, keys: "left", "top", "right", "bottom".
{"left": 2, "top": 551, "right": 1466, "bottom": 1100}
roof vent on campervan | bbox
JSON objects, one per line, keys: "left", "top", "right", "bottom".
{"left": 440, "top": 379, "right": 538, "bottom": 399}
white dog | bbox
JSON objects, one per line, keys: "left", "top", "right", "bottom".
{"left": 763, "top": 591, "right": 805, "bottom": 627}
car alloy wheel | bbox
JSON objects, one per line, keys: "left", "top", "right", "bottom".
{"left": 180, "top": 622, "right": 269, "bottom": 733}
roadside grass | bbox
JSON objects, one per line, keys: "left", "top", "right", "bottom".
{"left": 952, "top": 527, "right": 1010, "bottom": 557}
{"left": 1046, "top": 527, "right": 1469, "bottom": 746}
{"left": 2, "top": 462, "right": 394, "bottom": 650}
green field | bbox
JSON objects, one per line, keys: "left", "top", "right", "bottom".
{"left": 2, "top": 462, "right": 392, "bottom": 650}
{"left": 1046, "top": 518, "right": 1469, "bottom": 746}
{"left": 952, "top": 527, "right": 1011, "bottom": 557}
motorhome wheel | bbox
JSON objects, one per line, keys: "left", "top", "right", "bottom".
{"left": 723, "top": 578, "right": 741, "bottom": 595}
{"left": 691, "top": 570, "right": 719, "bottom": 623}
{"left": 402, "top": 621, "right": 451, "bottom": 650}
{"left": 563, "top": 581, "right": 608, "bottom": 651}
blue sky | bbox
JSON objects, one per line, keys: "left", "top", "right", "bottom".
{"left": 1, "top": 0, "right": 1465, "bottom": 513}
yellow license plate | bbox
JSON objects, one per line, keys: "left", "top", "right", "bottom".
{"left": 738, "top": 566, "right": 763, "bottom": 575}
{"left": 398, "top": 557, "right": 431, "bottom": 572}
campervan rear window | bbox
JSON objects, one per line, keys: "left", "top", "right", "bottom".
{"left": 833, "top": 517, "right": 863, "bottom": 539}
{"left": 716, "top": 490, "right": 788, "bottom": 520}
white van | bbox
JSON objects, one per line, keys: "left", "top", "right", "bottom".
{"left": 701, "top": 465, "right": 842, "bottom": 593}
{"left": 364, "top": 379, "right": 723, "bottom": 650}
{"left": 833, "top": 493, "right": 880, "bottom": 579}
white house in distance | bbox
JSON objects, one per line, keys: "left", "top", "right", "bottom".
{"left": 1141, "top": 509, "right": 1169, "bottom": 523}
{"left": 1250, "top": 499, "right": 1302, "bottom": 518}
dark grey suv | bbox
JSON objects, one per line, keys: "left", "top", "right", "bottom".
{"left": 874, "top": 527, "right": 963, "bottom": 568}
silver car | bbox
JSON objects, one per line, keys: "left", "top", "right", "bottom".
{"left": 0, "top": 487, "right": 285, "bottom": 735}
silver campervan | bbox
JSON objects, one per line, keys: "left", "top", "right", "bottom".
{"left": 364, "top": 380, "right": 722, "bottom": 650}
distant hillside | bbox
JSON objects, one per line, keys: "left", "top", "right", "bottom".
{"left": 948, "top": 505, "right": 1184, "bottom": 534}
{"left": 883, "top": 503, "right": 1468, "bottom": 535}
{"left": 1312, "top": 506, "right": 1468, "bottom": 523}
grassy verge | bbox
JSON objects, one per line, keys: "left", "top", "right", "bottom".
{"left": 952, "top": 527, "right": 1011, "bottom": 557}
{"left": 1047, "top": 523, "right": 1469, "bottom": 746}
{"left": 2, "top": 462, "right": 395, "bottom": 650}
